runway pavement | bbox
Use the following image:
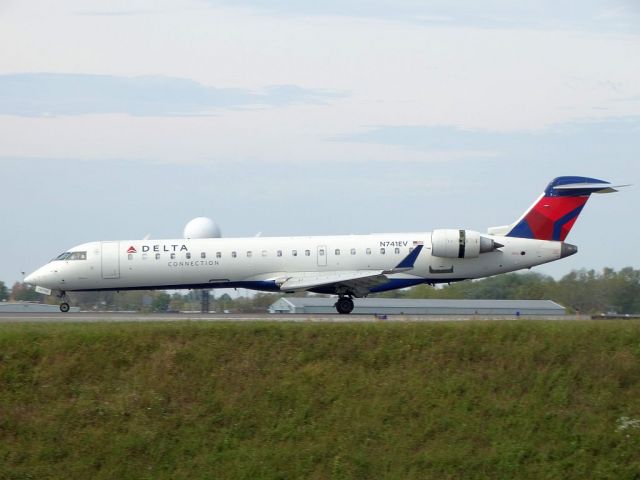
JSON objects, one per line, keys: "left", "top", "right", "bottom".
{"left": 0, "top": 312, "right": 586, "bottom": 323}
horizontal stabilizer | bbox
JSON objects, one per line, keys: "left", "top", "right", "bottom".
{"left": 553, "top": 183, "right": 629, "bottom": 194}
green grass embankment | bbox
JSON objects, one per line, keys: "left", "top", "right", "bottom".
{"left": 1, "top": 321, "right": 640, "bottom": 479}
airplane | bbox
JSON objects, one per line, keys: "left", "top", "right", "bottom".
{"left": 25, "top": 176, "right": 625, "bottom": 314}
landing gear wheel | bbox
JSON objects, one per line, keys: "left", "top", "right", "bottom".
{"left": 59, "top": 303, "right": 70, "bottom": 313}
{"left": 335, "top": 297, "right": 354, "bottom": 315}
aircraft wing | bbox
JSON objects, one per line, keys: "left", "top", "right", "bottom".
{"left": 278, "top": 270, "right": 388, "bottom": 294}
{"left": 276, "top": 244, "right": 424, "bottom": 296}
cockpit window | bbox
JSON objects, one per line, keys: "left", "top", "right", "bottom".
{"left": 53, "top": 251, "right": 87, "bottom": 261}
{"left": 52, "top": 251, "right": 87, "bottom": 261}
{"left": 67, "top": 251, "right": 87, "bottom": 260}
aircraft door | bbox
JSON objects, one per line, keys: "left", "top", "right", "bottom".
{"left": 101, "top": 242, "right": 120, "bottom": 279}
{"left": 317, "top": 245, "right": 327, "bottom": 267}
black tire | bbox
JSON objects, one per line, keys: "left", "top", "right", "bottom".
{"left": 59, "top": 303, "right": 70, "bottom": 313}
{"left": 335, "top": 297, "right": 354, "bottom": 315}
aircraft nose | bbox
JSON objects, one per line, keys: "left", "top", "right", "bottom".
{"left": 24, "top": 272, "right": 37, "bottom": 285}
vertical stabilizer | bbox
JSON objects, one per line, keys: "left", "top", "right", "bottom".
{"left": 501, "top": 176, "right": 620, "bottom": 241}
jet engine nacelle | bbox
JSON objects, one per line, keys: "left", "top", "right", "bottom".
{"left": 431, "top": 229, "right": 501, "bottom": 259}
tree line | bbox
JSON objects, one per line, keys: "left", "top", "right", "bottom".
{"left": 1, "top": 267, "right": 638, "bottom": 314}
{"left": 379, "top": 267, "right": 640, "bottom": 314}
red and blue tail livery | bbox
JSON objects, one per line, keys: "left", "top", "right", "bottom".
{"left": 506, "top": 176, "right": 623, "bottom": 241}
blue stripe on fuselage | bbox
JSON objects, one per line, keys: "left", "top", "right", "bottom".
{"left": 73, "top": 278, "right": 466, "bottom": 295}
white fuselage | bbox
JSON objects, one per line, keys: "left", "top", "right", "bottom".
{"left": 26, "top": 232, "right": 565, "bottom": 294}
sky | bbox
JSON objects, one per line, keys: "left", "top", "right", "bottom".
{"left": 0, "top": 0, "right": 638, "bottom": 287}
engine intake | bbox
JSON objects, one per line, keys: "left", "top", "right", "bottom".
{"left": 431, "top": 229, "right": 502, "bottom": 259}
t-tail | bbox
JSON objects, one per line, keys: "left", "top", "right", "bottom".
{"left": 488, "top": 176, "right": 626, "bottom": 241}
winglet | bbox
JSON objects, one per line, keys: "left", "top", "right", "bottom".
{"left": 390, "top": 243, "right": 423, "bottom": 271}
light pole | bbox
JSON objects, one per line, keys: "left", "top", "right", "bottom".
{"left": 201, "top": 289, "right": 210, "bottom": 313}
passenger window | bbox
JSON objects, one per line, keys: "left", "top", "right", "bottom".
{"left": 262, "top": 250, "right": 267, "bottom": 257}
{"left": 366, "top": 248, "right": 371, "bottom": 255}
{"left": 292, "top": 250, "right": 297, "bottom": 256}
{"left": 395, "top": 247, "right": 400, "bottom": 254}
{"left": 335, "top": 249, "right": 340, "bottom": 255}
{"left": 170, "top": 253, "right": 176, "bottom": 260}
{"left": 305, "top": 250, "right": 310, "bottom": 256}
{"left": 277, "top": 250, "right": 282, "bottom": 257}
{"left": 319, "top": 249, "right": 325, "bottom": 256}
{"left": 351, "top": 248, "right": 356, "bottom": 255}
{"left": 247, "top": 251, "right": 252, "bottom": 258}
{"left": 155, "top": 253, "right": 161, "bottom": 260}
{"left": 216, "top": 252, "right": 221, "bottom": 258}
{"left": 128, "top": 254, "right": 133, "bottom": 260}
{"left": 409, "top": 247, "right": 414, "bottom": 253}
{"left": 232, "top": 251, "right": 237, "bottom": 258}
{"left": 201, "top": 252, "right": 206, "bottom": 259}
{"left": 186, "top": 252, "right": 191, "bottom": 259}
{"left": 380, "top": 248, "right": 386, "bottom": 254}
{"left": 142, "top": 253, "right": 148, "bottom": 260}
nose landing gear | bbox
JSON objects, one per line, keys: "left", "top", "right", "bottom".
{"left": 56, "top": 291, "right": 71, "bottom": 313}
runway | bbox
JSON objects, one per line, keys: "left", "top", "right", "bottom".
{"left": 0, "top": 312, "right": 585, "bottom": 323}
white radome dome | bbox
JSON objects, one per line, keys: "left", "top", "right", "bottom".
{"left": 183, "top": 217, "right": 221, "bottom": 239}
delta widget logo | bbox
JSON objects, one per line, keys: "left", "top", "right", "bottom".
{"left": 127, "top": 246, "right": 137, "bottom": 254}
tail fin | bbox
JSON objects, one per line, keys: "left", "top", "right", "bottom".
{"left": 491, "top": 176, "right": 623, "bottom": 241}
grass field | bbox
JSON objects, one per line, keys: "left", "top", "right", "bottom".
{"left": 1, "top": 320, "right": 640, "bottom": 479}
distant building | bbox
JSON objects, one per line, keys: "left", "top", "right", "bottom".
{"left": 268, "top": 297, "right": 565, "bottom": 316}
{"left": 0, "top": 302, "right": 80, "bottom": 313}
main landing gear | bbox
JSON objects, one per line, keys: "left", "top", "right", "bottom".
{"left": 335, "top": 296, "right": 354, "bottom": 315}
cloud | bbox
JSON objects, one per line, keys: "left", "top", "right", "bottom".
{"left": 204, "top": 0, "right": 640, "bottom": 31}
{"left": 332, "top": 117, "right": 640, "bottom": 161}
{"left": 0, "top": 73, "right": 345, "bottom": 117}
{"left": 76, "top": 9, "right": 157, "bottom": 16}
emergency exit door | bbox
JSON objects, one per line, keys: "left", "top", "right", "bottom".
{"left": 101, "top": 242, "right": 120, "bottom": 279}
{"left": 317, "top": 245, "right": 327, "bottom": 267}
